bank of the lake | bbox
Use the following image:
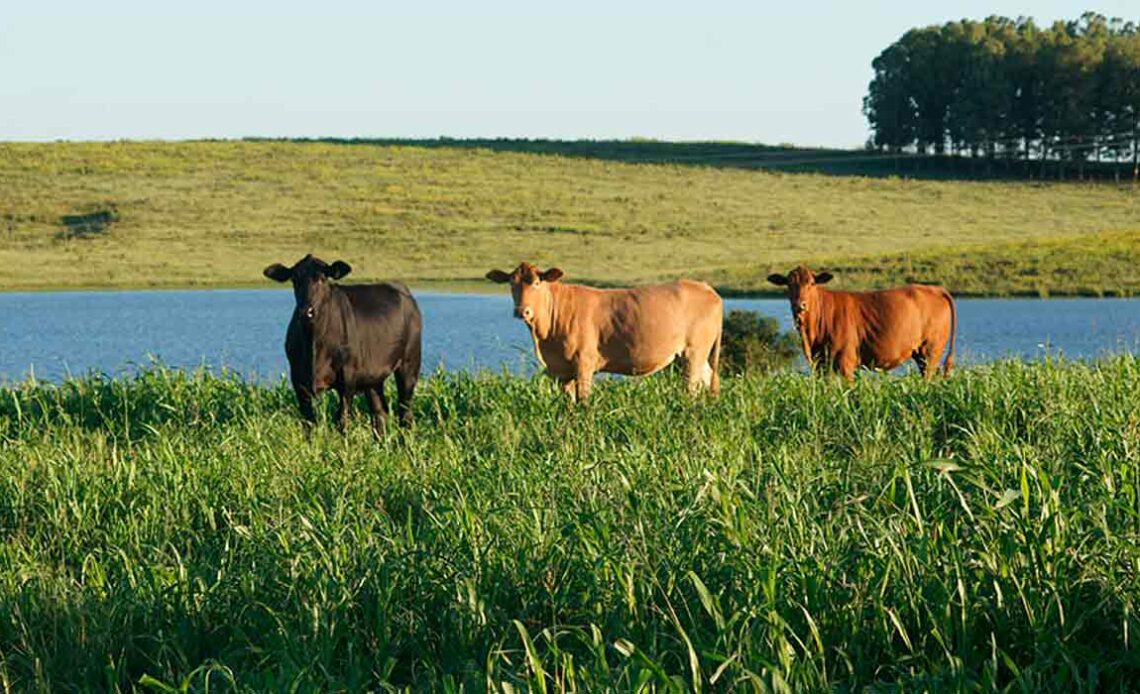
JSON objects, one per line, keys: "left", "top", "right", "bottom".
{"left": 1, "top": 360, "right": 1138, "bottom": 690}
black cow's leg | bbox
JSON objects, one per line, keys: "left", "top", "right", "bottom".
{"left": 293, "top": 385, "right": 317, "bottom": 437}
{"left": 394, "top": 367, "right": 418, "bottom": 428}
{"left": 335, "top": 387, "right": 354, "bottom": 434}
{"left": 365, "top": 381, "right": 389, "bottom": 437}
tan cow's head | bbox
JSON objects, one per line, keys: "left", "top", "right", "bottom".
{"left": 485, "top": 262, "right": 564, "bottom": 333}
{"left": 767, "top": 265, "right": 832, "bottom": 329}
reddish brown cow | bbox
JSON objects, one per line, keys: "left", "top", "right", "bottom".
{"left": 767, "top": 265, "right": 957, "bottom": 381}
{"left": 486, "top": 262, "right": 723, "bottom": 402}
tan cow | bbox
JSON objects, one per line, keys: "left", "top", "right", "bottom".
{"left": 486, "top": 263, "right": 723, "bottom": 402}
{"left": 767, "top": 265, "right": 957, "bottom": 381}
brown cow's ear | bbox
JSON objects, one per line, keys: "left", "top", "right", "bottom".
{"left": 325, "top": 261, "right": 352, "bottom": 280}
{"left": 815, "top": 272, "right": 833, "bottom": 284}
{"left": 767, "top": 273, "right": 788, "bottom": 286}
{"left": 264, "top": 263, "right": 292, "bottom": 282}
{"left": 540, "top": 267, "right": 564, "bottom": 283}
{"left": 485, "top": 269, "right": 512, "bottom": 283}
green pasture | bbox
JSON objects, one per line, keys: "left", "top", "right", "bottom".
{"left": 2, "top": 140, "right": 1137, "bottom": 295}
{"left": 1, "top": 360, "right": 1138, "bottom": 690}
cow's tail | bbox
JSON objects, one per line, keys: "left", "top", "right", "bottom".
{"left": 709, "top": 322, "right": 722, "bottom": 396}
{"left": 941, "top": 288, "right": 957, "bottom": 376}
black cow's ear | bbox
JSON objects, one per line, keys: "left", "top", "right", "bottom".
{"left": 540, "top": 267, "right": 564, "bottom": 283}
{"left": 767, "top": 273, "right": 788, "bottom": 286}
{"left": 485, "top": 269, "right": 512, "bottom": 283}
{"left": 326, "top": 261, "right": 352, "bottom": 280}
{"left": 815, "top": 272, "right": 833, "bottom": 284}
{"left": 264, "top": 263, "right": 292, "bottom": 282}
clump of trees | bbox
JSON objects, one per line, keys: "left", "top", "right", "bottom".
{"left": 720, "top": 310, "right": 800, "bottom": 375}
{"left": 864, "top": 12, "right": 1140, "bottom": 180}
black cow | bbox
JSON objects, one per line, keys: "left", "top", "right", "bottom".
{"left": 263, "top": 254, "right": 422, "bottom": 435}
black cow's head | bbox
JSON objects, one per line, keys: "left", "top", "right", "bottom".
{"left": 263, "top": 254, "right": 352, "bottom": 324}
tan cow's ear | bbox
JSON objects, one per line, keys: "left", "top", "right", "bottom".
{"left": 815, "top": 272, "right": 833, "bottom": 284}
{"left": 767, "top": 273, "right": 788, "bottom": 286}
{"left": 264, "top": 263, "right": 292, "bottom": 282}
{"left": 540, "top": 268, "right": 564, "bottom": 283}
{"left": 485, "top": 269, "right": 512, "bottom": 283}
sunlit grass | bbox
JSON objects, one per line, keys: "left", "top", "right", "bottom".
{"left": 1, "top": 360, "right": 1139, "bottom": 689}
{"left": 1, "top": 140, "right": 1138, "bottom": 294}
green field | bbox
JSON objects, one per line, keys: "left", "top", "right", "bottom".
{"left": 2, "top": 140, "right": 1138, "bottom": 295}
{"left": 2, "top": 361, "right": 1139, "bottom": 690}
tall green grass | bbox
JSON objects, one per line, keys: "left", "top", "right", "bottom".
{"left": 1, "top": 360, "right": 1139, "bottom": 690}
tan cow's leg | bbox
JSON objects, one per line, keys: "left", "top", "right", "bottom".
{"left": 682, "top": 346, "right": 713, "bottom": 394}
{"left": 560, "top": 377, "right": 578, "bottom": 404}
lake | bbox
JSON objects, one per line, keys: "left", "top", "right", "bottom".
{"left": 2, "top": 289, "right": 1139, "bottom": 383}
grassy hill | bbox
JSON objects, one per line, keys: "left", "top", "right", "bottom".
{"left": 1, "top": 139, "right": 1138, "bottom": 295}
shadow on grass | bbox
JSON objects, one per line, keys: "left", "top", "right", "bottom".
{"left": 247, "top": 137, "right": 1139, "bottom": 181}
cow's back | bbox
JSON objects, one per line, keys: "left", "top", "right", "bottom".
{"left": 823, "top": 284, "right": 950, "bottom": 370}
{"left": 594, "top": 280, "right": 722, "bottom": 375}
{"left": 338, "top": 283, "right": 421, "bottom": 378}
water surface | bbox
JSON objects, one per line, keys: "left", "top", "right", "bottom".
{"left": 2, "top": 289, "right": 1138, "bottom": 382}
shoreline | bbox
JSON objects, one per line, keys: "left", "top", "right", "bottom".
{"left": 1, "top": 281, "right": 1136, "bottom": 300}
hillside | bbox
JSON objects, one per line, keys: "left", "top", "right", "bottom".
{"left": 1, "top": 140, "right": 1138, "bottom": 294}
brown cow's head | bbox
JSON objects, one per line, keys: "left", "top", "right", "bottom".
{"left": 767, "top": 265, "right": 832, "bottom": 329}
{"left": 263, "top": 254, "right": 352, "bottom": 324}
{"left": 485, "top": 262, "right": 564, "bottom": 333}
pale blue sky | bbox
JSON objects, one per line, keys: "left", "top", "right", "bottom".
{"left": 1, "top": 2, "right": 1133, "bottom": 147}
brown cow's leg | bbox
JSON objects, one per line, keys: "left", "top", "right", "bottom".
{"left": 335, "top": 388, "right": 354, "bottom": 433}
{"left": 808, "top": 346, "right": 827, "bottom": 376}
{"left": 365, "top": 382, "right": 389, "bottom": 437}
{"left": 913, "top": 352, "right": 932, "bottom": 379}
{"left": 836, "top": 351, "right": 858, "bottom": 383}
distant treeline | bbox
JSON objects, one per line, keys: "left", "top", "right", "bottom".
{"left": 864, "top": 12, "right": 1140, "bottom": 180}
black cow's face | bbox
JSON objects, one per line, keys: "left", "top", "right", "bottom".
{"left": 263, "top": 254, "right": 352, "bottom": 324}
{"left": 485, "top": 262, "right": 564, "bottom": 329}
{"left": 767, "top": 265, "right": 832, "bottom": 329}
